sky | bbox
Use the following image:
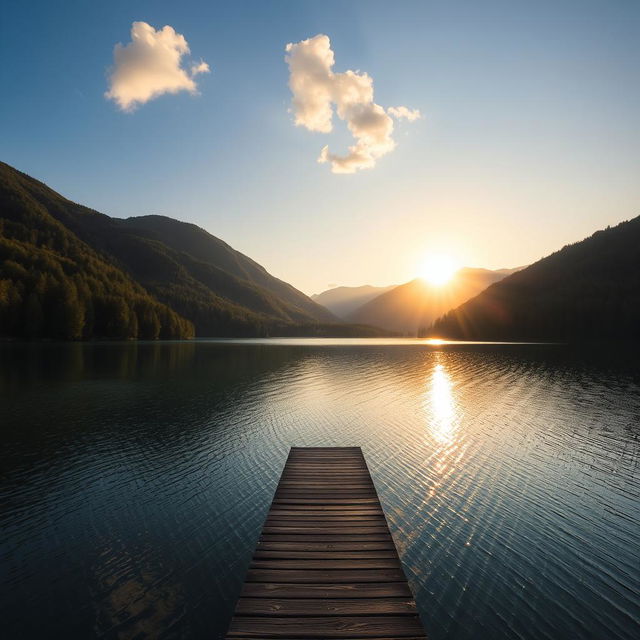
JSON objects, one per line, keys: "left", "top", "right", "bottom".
{"left": 1, "top": 0, "right": 639, "bottom": 295}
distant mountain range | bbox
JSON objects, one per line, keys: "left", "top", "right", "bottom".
{"left": 0, "top": 162, "right": 387, "bottom": 340}
{"left": 312, "top": 285, "right": 396, "bottom": 318}
{"left": 430, "top": 217, "right": 640, "bottom": 340}
{"left": 342, "top": 267, "right": 520, "bottom": 335}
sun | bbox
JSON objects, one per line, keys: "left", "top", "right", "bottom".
{"left": 419, "top": 254, "right": 458, "bottom": 286}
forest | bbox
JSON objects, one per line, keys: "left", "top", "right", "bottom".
{"left": 0, "top": 183, "right": 194, "bottom": 340}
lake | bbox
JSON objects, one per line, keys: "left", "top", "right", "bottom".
{"left": 1, "top": 339, "right": 639, "bottom": 639}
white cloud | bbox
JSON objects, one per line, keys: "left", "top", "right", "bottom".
{"left": 105, "top": 21, "right": 210, "bottom": 112}
{"left": 191, "top": 60, "right": 210, "bottom": 75}
{"left": 388, "top": 106, "right": 421, "bottom": 122}
{"left": 285, "top": 34, "right": 419, "bottom": 174}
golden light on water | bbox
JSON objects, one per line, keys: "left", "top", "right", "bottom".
{"left": 428, "top": 362, "right": 456, "bottom": 445}
{"left": 422, "top": 356, "right": 464, "bottom": 499}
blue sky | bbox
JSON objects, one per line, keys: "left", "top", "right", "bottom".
{"left": 1, "top": 0, "right": 639, "bottom": 294}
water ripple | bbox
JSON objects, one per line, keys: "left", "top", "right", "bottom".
{"left": 1, "top": 340, "right": 639, "bottom": 639}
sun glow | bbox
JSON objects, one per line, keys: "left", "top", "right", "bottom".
{"left": 419, "top": 254, "right": 458, "bottom": 286}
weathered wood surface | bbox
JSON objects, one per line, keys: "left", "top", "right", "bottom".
{"left": 226, "top": 447, "right": 426, "bottom": 639}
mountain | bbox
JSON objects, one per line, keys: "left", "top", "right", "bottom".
{"left": 51, "top": 209, "right": 336, "bottom": 335}
{"left": 347, "top": 267, "right": 520, "bottom": 335}
{"left": 312, "top": 284, "right": 396, "bottom": 318}
{"left": 0, "top": 161, "right": 385, "bottom": 339}
{"left": 430, "top": 218, "right": 640, "bottom": 341}
{"left": 0, "top": 163, "right": 194, "bottom": 339}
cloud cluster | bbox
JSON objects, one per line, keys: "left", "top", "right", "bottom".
{"left": 285, "top": 34, "right": 420, "bottom": 174}
{"left": 105, "top": 22, "right": 209, "bottom": 112}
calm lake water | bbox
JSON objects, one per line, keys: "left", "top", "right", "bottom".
{"left": 1, "top": 339, "right": 639, "bottom": 639}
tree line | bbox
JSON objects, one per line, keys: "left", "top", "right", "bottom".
{"left": 0, "top": 221, "right": 193, "bottom": 341}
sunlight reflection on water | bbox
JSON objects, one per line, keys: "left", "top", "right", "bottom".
{"left": 422, "top": 356, "right": 467, "bottom": 506}
{"left": 427, "top": 358, "right": 457, "bottom": 445}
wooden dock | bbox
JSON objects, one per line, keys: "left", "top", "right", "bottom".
{"left": 226, "top": 447, "right": 426, "bottom": 639}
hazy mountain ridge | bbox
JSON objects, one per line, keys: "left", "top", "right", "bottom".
{"left": 55, "top": 208, "right": 336, "bottom": 331}
{"left": 312, "top": 284, "right": 397, "bottom": 318}
{"left": 347, "top": 267, "right": 519, "bottom": 335}
{"left": 430, "top": 217, "right": 640, "bottom": 340}
{"left": 121, "top": 215, "right": 333, "bottom": 322}
{"left": 0, "top": 162, "right": 387, "bottom": 339}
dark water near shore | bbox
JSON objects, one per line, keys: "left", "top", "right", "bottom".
{"left": 1, "top": 339, "right": 639, "bottom": 639}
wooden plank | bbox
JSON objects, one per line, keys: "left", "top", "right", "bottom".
{"left": 275, "top": 487, "right": 377, "bottom": 492}
{"left": 267, "top": 508, "right": 384, "bottom": 515}
{"left": 253, "top": 550, "right": 398, "bottom": 559}
{"left": 286, "top": 455, "right": 363, "bottom": 459}
{"left": 272, "top": 498, "right": 381, "bottom": 505}
{"left": 285, "top": 460, "right": 365, "bottom": 465}
{"left": 260, "top": 534, "right": 394, "bottom": 543}
{"left": 288, "top": 452, "right": 363, "bottom": 457}
{"left": 290, "top": 446, "right": 361, "bottom": 451}
{"left": 266, "top": 512, "right": 385, "bottom": 518}
{"left": 267, "top": 511, "right": 384, "bottom": 517}
{"left": 281, "top": 463, "right": 369, "bottom": 467}
{"left": 226, "top": 447, "right": 426, "bottom": 639}
{"left": 273, "top": 492, "right": 378, "bottom": 498}
{"left": 227, "top": 637, "right": 425, "bottom": 640}
{"left": 283, "top": 463, "right": 366, "bottom": 468}
{"left": 268, "top": 504, "right": 384, "bottom": 510}
{"left": 234, "top": 598, "right": 418, "bottom": 616}
{"left": 285, "top": 458, "right": 366, "bottom": 462}
{"left": 289, "top": 449, "right": 362, "bottom": 452}
{"left": 273, "top": 495, "right": 378, "bottom": 500}
{"left": 257, "top": 542, "right": 397, "bottom": 552}
{"left": 245, "top": 569, "right": 407, "bottom": 583}
{"left": 280, "top": 476, "right": 370, "bottom": 481}
{"left": 240, "top": 582, "right": 413, "bottom": 599}
{"left": 266, "top": 516, "right": 387, "bottom": 523}
{"left": 280, "top": 475, "right": 372, "bottom": 480}
{"left": 226, "top": 616, "right": 425, "bottom": 638}
{"left": 249, "top": 558, "right": 402, "bottom": 570}
{"left": 284, "top": 462, "right": 366, "bottom": 467}
{"left": 286, "top": 457, "right": 365, "bottom": 462}
{"left": 282, "top": 469, "right": 369, "bottom": 473}
{"left": 274, "top": 492, "right": 378, "bottom": 498}
{"left": 265, "top": 516, "right": 388, "bottom": 524}
{"left": 278, "top": 483, "right": 374, "bottom": 489}
{"left": 262, "top": 526, "right": 390, "bottom": 535}
{"left": 285, "top": 457, "right": 364, "bottom": 461}
{"left": 281, "top": 471, "right": 367, "bottom": 475}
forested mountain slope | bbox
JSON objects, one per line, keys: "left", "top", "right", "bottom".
{"left": 121, "top": 215, "right": 332, "bottom": 322}
{"left": 431, "top": 217, "right": 640, "bottom": 340}
{"left": 0, "top": 163, "right": 193, "bottom": 339}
